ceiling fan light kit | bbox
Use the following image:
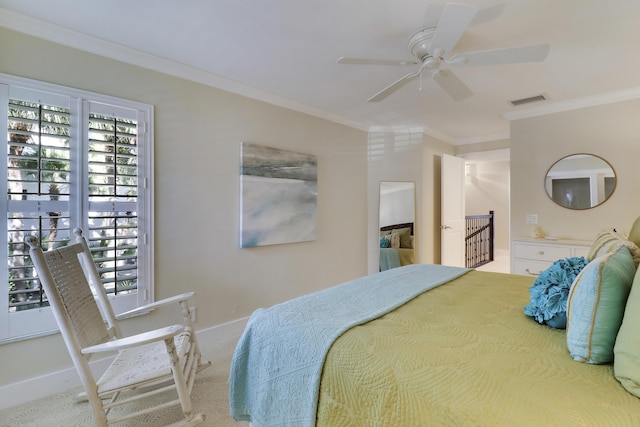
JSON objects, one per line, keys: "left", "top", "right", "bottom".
{"left": 337, "top": 2, "right": 550, "bottom": 103}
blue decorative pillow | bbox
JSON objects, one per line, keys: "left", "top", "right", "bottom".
{"left": 524, "top": 256, "right": 589, "bottom": 329}
{"left": 380, "top": 236, "right": 390, "bottom": 248}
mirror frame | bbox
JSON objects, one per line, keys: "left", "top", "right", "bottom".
{"left": 544, "top": 153, "right": 616, "bottom": 210}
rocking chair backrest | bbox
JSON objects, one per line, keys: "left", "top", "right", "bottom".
{"left": 72, "top": 228, "right": 122, "bottom": 338}
{"left": 44, "top": 244, "right": 112, "bottom": 349}
{"left": 26, "top": 235, "right": 112, "bottom": 353}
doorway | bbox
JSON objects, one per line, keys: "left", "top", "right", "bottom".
{"left": 454, "top": 149, "right": 511, "bottom": 272}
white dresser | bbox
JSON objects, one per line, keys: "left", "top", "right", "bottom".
{"left": 511, "top": 238, "right": 591, "bottom": 277}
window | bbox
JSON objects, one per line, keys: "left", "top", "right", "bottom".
{"left": 1, "top": 75, "right": 154, "bottom": 343}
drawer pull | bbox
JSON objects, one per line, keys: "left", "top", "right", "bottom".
{"left": 525, "top": 268, "right": 541, "bottom": 276}
{"left": 538, "top": 250, "right": 544, "bottom": 255}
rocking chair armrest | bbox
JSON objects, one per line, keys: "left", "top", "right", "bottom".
{"left": 115, "top": 291, "right": 196, "bottom": 320}
{"left": 81, "top": 324, "right": 185, "bottom": 354}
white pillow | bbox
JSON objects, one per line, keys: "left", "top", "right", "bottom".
{"left": 388, "top": 232, "right": 400, "bottom": 249}
{"left": 587, "top": 230, "right": 640, "bottom": 267}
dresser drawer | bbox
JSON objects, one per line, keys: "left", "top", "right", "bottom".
{"left": 511, "top": 238, "right": 591, "bottom": 276}
{"left": 513, "top": 260, "right": 553, "bottom": 277}
{"left": 574, "top": 247, "right": 590, "bottom": 258}
{"left": 513, "top": 243, "right": 571, "bottom": 262}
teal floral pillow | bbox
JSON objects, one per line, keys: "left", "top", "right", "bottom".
{"left": 524, "top": 256, "right": 589, "bottom": 329}
{"left": 380, "top": 236, "right": 390, "bottom": 248}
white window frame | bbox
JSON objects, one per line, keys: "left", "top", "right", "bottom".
{"left": 0, "top": 74, "right": 154, "bottom": 343}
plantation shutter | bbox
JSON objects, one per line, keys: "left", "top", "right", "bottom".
{"left": 86, "top": 103, "right": 140, "bottom": 297}
{"left": 6, "top": 90, "right": 71, "bottom": 311}
{"left": 2, "top": 75, "right": 153, "bottom": 342}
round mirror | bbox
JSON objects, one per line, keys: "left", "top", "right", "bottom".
{"left": 544, "top": 154, "right": 616, "bottom": 210}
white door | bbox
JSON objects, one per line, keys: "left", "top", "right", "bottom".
{"left": 441, "top": 154, "right": 466, "bottom": 267}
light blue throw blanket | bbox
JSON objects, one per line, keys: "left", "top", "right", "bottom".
{"left": 229, "top": 263, "right": 470, "bottom": 426}
{"left": 379, "top": 247, "right": 401, "bottom": 271}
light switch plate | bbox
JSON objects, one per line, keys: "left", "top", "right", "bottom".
{"left": 526, "top": 214, "right": 538, "bottom": 225}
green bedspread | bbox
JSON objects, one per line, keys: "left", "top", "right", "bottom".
{"left": 317, "top": 270, "right": 640, "bottom": 426}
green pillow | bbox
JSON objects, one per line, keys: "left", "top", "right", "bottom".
{"left": 566, "top": 247, "right": 635, "bottom": 364}
{"left": 627, "top": 216, "right": 640, "bottom": 248}
{"left": 395, "top": 227, "right": 412, "bottom": 248}
{"left": 615, "top": 265, "right": 640, "bottom": 397}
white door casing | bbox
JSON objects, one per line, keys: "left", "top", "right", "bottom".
{"left": 441, "top": 154, "right": 466, "bottom": 267}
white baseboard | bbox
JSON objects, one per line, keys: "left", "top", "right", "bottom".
{"left": 0, "top": 316, "right": 249, "bottom": 411}
{"left": 197, "top": 316, "right": 249, "bottom": 354}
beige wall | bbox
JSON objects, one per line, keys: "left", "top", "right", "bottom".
{"left": 510, "top": 99, "right": 640, "bottom": 242}
{"left": 0, "top": 28, "right": 369, "bottom": 386}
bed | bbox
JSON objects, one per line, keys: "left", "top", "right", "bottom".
{"left": 230, "top": 218, "right": 640, "bottom": 426}
{"left": 379, "top": 222, "right": 414, "bottom": 270}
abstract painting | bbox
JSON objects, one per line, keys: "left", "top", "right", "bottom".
{"left": 240, "top": 142, "right": 317, "bottom": 247}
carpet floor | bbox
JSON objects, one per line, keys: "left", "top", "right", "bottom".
{"left": 1, "top": 336, "right": 249, "bottom": 427}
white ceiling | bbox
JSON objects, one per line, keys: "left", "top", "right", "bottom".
{"left": 2, "top": 0, "right": 640, "bottom": 144}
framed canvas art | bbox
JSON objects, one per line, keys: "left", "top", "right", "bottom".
{"left": 240, "top": 143, "right": 317, "bottom": 247}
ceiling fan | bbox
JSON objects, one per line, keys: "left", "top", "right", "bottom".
{"left": 337, "top": 2, "right": 550, "bottom": 102}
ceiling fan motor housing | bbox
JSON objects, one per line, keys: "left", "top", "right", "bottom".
{"left": 408, "top": 27, "right": 437, "bottom": 61}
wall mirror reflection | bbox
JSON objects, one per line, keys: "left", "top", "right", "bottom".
{"left": 544, "top": 154, "right": 616, "bottom": 210}
{"left": 379, "top": 181, "right": 415, "bottom": 271}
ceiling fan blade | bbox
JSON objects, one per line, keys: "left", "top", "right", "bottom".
{"left": 430, "top": 3, "right": 478, "bottom": 55}
{"left": 432, "top": 69, "right": 473, "bottom": 101}
{"left": 470, "top": 3, "right": 506, "bottom": 26}
{"left": 368, "top": 71, "right": 420, "bottom": 102}
{"left": 337, "top": 57, "right": 418, "bottom": 66}
{"left": 447, "top": 43, "right": 550, "bottom": 66}
{"left": 423, "top": 3, "right": 505, "bottom": 31}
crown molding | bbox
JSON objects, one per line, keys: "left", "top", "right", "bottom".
{"left": 454, "top": 132, "right": 510, "bottom": 145}
{"left": 363, "top": 125, "right": 508, "bottom": 146}
{"left": 422, "top": 127, "right": 456, "bottom": 144}
{"left": 503, "top": 87, "right": 640, "bottom": 121}
{"left": 368, "top": 125, "right": 425, "bottom": 134}
{"left": 367, "top": 125, "right": 457, "bottom": 145}
{"left": 0, "top": 8, "right": 368, "bottom": 132}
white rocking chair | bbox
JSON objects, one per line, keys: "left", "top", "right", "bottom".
{"left": 26, "top": 228, "right": 211, "bottom": 426}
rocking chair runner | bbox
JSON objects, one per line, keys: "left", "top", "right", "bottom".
{"left": 26, "top": 228, "right": 211, "bottom": 426}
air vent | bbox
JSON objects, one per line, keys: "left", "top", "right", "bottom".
{"left": 509, "top": 94, "right": 548, "bottom": 106}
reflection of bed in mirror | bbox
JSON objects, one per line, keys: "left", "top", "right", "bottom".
{"left": 379, "top": 181, "right": 415, "bottom": 271}
{"left": 379, "top": 222, "right": 414, "bottom": 270}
